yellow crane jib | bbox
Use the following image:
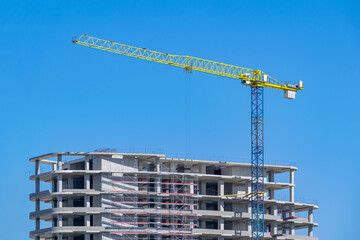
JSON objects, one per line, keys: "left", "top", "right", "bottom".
{"left": 73, "top": 35, "right": 303, "bottom": 99}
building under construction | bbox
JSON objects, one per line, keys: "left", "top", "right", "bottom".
{"left": 30, "top": 152, "right": 317, "bottom": 240}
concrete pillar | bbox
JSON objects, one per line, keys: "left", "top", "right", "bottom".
{"left": 170, "top": 162, "right": 176, "bottom": 172}
{"left": 201, "top": 219, "right": 206, "bottom": 228}
{"left": 134, "top": 157, "right": 138, "bottom": 170}
{"left": 86, "top": 196, "right": 91, "bottom": 207}
{"left": 308, "top": 226, "right": 313, "bottom": 237}
{"left": 247, "top": 220, "right": 252, "bottom": 233}
{"left": 156, "top": 158, "right": 161, "bottom": 172}
{"left": 58, "top": 234, "right": 63, "bottom": 240}
{"left": 85, "top": 156, "right": 89, "bottom": 170}
{"left": 290, "top": 170, "right": 295, "bottom": 202}
{"left": 190, "top": 179, "right": 195, "bottom": 194}
{"left": 271, "top": 222, "right": 278, "bottom": 236}
{"left": 57, "top": 215, "right": 63, "bottom": 227}
{"left": 68, "top": 216, "right": 73, "bottom": 226}
{"left": 189, "top": 218, "right": 195, "bottom": 229}
{"left": 35, "top": 160, "right": 40, "bottom": 193}
{"left": 156, "top": 176, "right": 161, "bottom": 193}
{"left": 290, "top": 222, "right": 295, "bottom": 235}
{"left": 219, "top": 218, "right": 224, "bottom": 230}
{"left": 57, "top": 155, "right": 62, "bottom": 170}
{"left": 218, "top": 200, "right": 224, "bottom": 211}
{"left": 201, "top": 181, "right": 206, "bottom": 195}
{"left": 52, "top": 163, "right": 57, "bottom": 171}
{"left": 308, "top": 208, "right": 313, "bottom": 222}
{"left": 58, "top": 174, "right": 63, "bottom": 192}
{"left": 57, "top": 172, "right": 63, "bottom": 223}
{"left": 200, "top": 164, "right": 206, "bottom": 174}
{"left": 290, "top": 206, "right": 295, "bottom": 217}
{"left": 247, "top": 182, "right": 251, "bottom": 213}
{"left": 218, "top": 179, "right": 224, "bottom": 196}
{"left": 85, "top": 174, "right": 90, "bottom": 189}
{"left": 157, "top": 215, "right": 161, "bottom": 229}
{"left": 58, "top": 196, "right": 63, "bottom": 208}
{"left": 35, "top": 160, "right": 40, "bottom": 175}
{"left": 246, "top": 182, "right": 251, "bottom": 194}
{"left": 35, "top": 160, "right": 40, "bottom": 230}
{"left": 86, "top": 214, "right": 91, "bottom": 226}
{"left": 85, "top": 234, "right": 91, "bottom": 240}
{"left": 68, "top": 176, "right": 73, "bottom": 189}
{"left": 268, "top": 171, "right": 275, "bottom": 200}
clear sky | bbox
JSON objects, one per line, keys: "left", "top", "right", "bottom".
{"left": 0, "top": 0, "right": 359, "bottom": 239}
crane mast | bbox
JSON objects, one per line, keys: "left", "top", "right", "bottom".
{"left": 73, "top": 35, "right": 303, "bottom": 240}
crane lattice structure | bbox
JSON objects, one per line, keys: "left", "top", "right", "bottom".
{"left": 73, "top": 35, "right": 303, "bottom": 240}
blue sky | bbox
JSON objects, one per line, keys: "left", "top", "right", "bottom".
{"left": 0, "top": 0, "right": 359, "bottom": 238}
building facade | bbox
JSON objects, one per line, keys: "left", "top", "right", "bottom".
{"left": 30, "top": 152, "right": 318, "bottom": 240}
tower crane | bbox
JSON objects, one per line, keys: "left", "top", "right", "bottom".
{"left": 73, "top": 35, "right": 303, "bottom": 240}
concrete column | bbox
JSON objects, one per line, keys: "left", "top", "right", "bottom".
{"left": 156, "top": 176, "right": 161, "bottom": 193}
{"left": 246, "top": 182, "right": 251, "bottom": 194}
{"left": 58, "top": 234, "right": 63, "bottom": 240}
{"left": 268, "top": 171, "right": 275, "bottom": 200}
{"left": 219, "top": 218, "right": 224, "bottom": 230}
{"left": 247, "top": 220, "right": 252, "bottom": 233}
{"left": 308, "top": 226, "right": 313, "bottom": 237}
{"left": 308, "top": 208, "right": 313, "bottom": 222}
{"left": 190, "top": 179, "right": 195, "bottom": 210}
{"left": 218, "top": 200, "right": 224, "bottom": 211}
{"left": 85, "top": 156, "right": 89, "bottom": 170}
{"left": 247, "top": 182, "right": 251, "bottom": 213}
{"left": 157, "top": 215, "right": 161, "bottom": 229}
{"left": 58, "top": 174, "right": 63, "bottom": 192}
{"left": 52, "top": 163, "right": 57, "bottom": 171}
{"left": 290, "top": 170, "right": 295, "bottom": 202}
{"left": 35, "top": 160, "right": 40, "bottom": 175}
{"left": 85, "top": 174, "right": 90, "bottom": 189}
{"left": 58, "top": 196, "right": 63, "bottom": 208}
{"left": 290, "top": 206, "right": 295, "bottom": 217}
{"left": 190, "top": 179, "right": 195, "bottom": 194}
{"left": 86, "top": 214, "right": 91, "bottom": 226}
{"left": 290, "top": 222, "right": 295, "bottom": 235}
{"left": 35, "top": 160, "right": 40, "bottom": 193}
{"left": 68, "top": 216, "right": 73, "bottom": 226}
{"left": 272, "top": 204, "right": 278, "bottom": 216}
{"left": 271, "top": 222, "right": 278, "bottom": 236}
{"left": 218, "top": 179, "right": 224, "bottom": 196}
{"left": 201, "top": 181, "right": 206, "bottom": 195}
{"left": 247, "top": 202, "right": 251, "bottom": 214}
{"left": 68, "top": 176, "right": 73, "bottom": 189}
{"left": 86, "top": 196, "right": 91, "bottom": 207}
{"left": 200, "top": 164, "right": 206, "bottom": 174}
{"left": 156, "top": 158, "right": 161, "bottom": 172}
{"left": 189, "top": 218, "right": 195, "bottom": 229}
{"left": 57, "top": 155, "right": 62, "bottom": 170}
{"left": 35, "top": 160, "right": 40, "bottom": 230}
{"left": 201, "top": 219, "right": 206, "bottom": 229}
{"left": 85, "top": 234, "right": 91, "bottom": 240}
{"left": 57, "top": 215, "right": 63, "bottom": 227}
{"left": 201, "top": 201, "right": 206, "bottom": 211}
{"left": 134, "top": 157, "right": 138, "bottom": 170}
{"left": 170, "top": 162, "right": 176, "bottom": 172}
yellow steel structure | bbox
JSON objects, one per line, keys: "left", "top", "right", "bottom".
{"left": 72, "top": 35, "right": 303, "bottom": 94}
{"left": 73, "top": 34, "right": 304, "bottom": 240}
